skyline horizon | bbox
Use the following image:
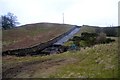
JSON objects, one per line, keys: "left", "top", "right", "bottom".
{"left": 0, "top": 0, "right": 119, "bottom": 27}
{"left": 17, "top": 21, "right": 118, "bottom": 27}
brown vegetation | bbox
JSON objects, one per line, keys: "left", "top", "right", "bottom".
{"left": 2, "top": 23, "right": 74, "bottom": 51}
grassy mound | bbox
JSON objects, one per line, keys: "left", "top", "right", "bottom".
{"left": 2, "top": 23, "right": 74, "bottom": 51}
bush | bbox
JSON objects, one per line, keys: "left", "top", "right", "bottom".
{"left": 105, "top": 38, "right": 115, "bottom": 43}
{"left": 72, "top": 36, "right": 81, "bottom": 41}
{"left": 70, "top": 32, "right": 115, "bottom": 49}
{"left": 95, "top": 32, "right": 106, "bottom": 44}
{"left": 73, "top": 40, "right": 80, "bottom": 47}
{"left": 81, "top": 32, "right": 98, "bottom": 41}
{"left": 80, "top": 40, "right": 88, "bottom": 47}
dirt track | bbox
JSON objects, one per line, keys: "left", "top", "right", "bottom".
{"left": 3, "top": 57, "right": 77, "bottom": 78}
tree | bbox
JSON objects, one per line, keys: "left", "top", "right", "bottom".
{"left": 0, "top": 12, "right": 19, "bottom": 30}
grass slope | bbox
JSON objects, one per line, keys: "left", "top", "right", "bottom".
{"left": 2, "top": 23, "right": 74, "bottom": 51}
{"left": 75, "top": 25, "right": 98, "bottom": 36}
{"left": 75, "top": 25, "right": 118, "bottom": 37}
{"left": 2, "top": 38, "right": 118, "bottom": 78}
{"left": 51, "top": 41, "right": 118, "bottom": 78}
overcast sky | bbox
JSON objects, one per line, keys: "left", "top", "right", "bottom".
{"left": 0, "top": 0, "right": 119, "bottom": 27}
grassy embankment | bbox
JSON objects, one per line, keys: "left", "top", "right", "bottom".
{"left": 2, "top": 23, "right": 73, "bottom": 51}
{"left": 2, "top": 25, "right": 118, "bottom": 78}
{"left": 75, "top": 25, "right": 97, "bottom": 36}
{"left": 2, "top": 37, "right": 118, "bottom": 78}
{"left": 50, "top": 38, "right": 118, "bottom": 78}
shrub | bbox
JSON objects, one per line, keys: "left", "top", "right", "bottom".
{"left": 70, "top": 32, "right": 115, "bottom": 49}
{"left": 72, "top": 36, "right": 81, "bottom": 41}
{"left": 73, "top": 40, "right": 80, "bottom": 47}
{"left": 80, "top": 40, "right": 88, "bottom": 47}
{"left": 105, "top": 38, "right": 115, "bottom": 43}
{"left": 95, "top": 32, "right": 106, "bottom": 44}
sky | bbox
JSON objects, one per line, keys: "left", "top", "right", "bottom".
{"left": 0, "top": 0, "right": 119, "bottom": 27}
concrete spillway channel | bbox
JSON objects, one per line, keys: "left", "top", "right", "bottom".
{"left": 2, "top": 26, "right": 81, "bottom": 56}
{"left": 40, "top": 26, "right": 80, "bottom": 55}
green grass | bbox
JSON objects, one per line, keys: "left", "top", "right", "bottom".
{"left": 3, "top": 38, "right": 118, "bottom": 78}
{"left": 64, "top": 41, "right": 73, "bottom": 46}
{"left": 49, "top": 41, "right": 118, "bottom": 78}
{"left": 75, "top": 26, "right": 96, "bottom": 36}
